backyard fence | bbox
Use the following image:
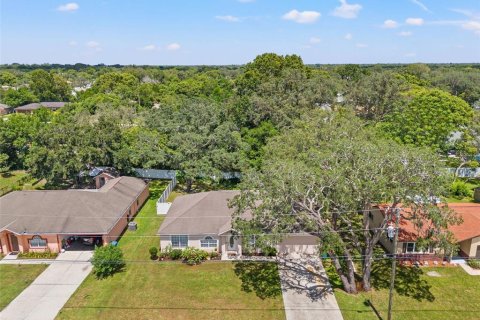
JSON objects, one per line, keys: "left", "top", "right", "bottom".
{"left": 446, "top": 167, "right": 480, "bottom": 178}
{"left": 156, "top": 175, "right": 177, "bottom": 215}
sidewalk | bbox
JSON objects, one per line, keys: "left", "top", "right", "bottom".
{"left": 278, "top": 255, "right": 343, "bottom": 320}
{"left": 0, "top": 251, "right": 93, "bottom": 320}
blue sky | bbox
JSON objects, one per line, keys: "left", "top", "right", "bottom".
{"left": 1, "top": 0, "right": 479, "bottom": 65}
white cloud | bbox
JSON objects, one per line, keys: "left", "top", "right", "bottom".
{"left": 406, "top": 18, "right": 424, "bottom": 26}
{"left": 398, "top": 31, "right": 413, "bottom": 36}
{"left": 344, "top": 33, "right": 353, "bottom": 40}
{"left": 282, "top": 10, "right": 321, "bottom": 24}
{"left": 86, "top": 41, "right": 100, "bottom": 48}
{"left": 166, "top": 43, "right": 181, "bottom": 51}
{"left": 216, "top": 15, "right": 241, "bottom": 22}
{"left": 140, "top": 44, "right": 156, "bottom": 51}
{"left": 405, "top": 52, "right": 417, "bottom": 57}
{"left": 410, "top": 0, "right": 431, "bottom": 13}
{"left": 57, "top": 2, "right": 79, "bottom": 12}
{"left": 332, "top": 0, "right": 362, "bottom": 19}
{"left": 309, "top": 37, "right": 321, "bottom": 44}
{"left": 383, "top": 19, "right": 399, "bottom": 28}
{"left": 462, "top": 21, "right": 480, "bottom": 35}
{"left": 451, "top": 9, "right": 480, "bottom": 20}
{"left": 356, "top": 43, "right": 368, "bottom": 48}
{"left": 68, "top": 40, "right": 78, "bottom": 46}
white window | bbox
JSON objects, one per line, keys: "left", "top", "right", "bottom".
{"left": 171, "top": 235, "right": 188, "bottom": 248}
{"left": 403, "top": 242, "right": 416, "bottom": 253}
{"left": 29, "top": 235, "right": 47, "bottom": 248}
{"left": 200, "top": 236, "right": 217, "bottom": 248}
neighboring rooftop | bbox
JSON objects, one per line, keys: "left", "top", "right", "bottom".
{"left": 15, "top": 102, "right": 66, "bottom": 112}
{"left": 377, "top": 203, "right": 480, "bottom": 242}
{"left": 0, "top": 176, "right": 146, "bottom": 235}
{"left": 158, "top": 190, "right": 245, "bottom": 236}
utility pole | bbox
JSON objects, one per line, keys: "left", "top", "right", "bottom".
{"left": 387, "top": 207, "right": 401, "bottom": 320}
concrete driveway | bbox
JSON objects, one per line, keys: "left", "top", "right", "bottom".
{"left": 0, "top": 251, "right": 93, "bottom": 320}
{"left": 278, "top": 254, "right": 343, "bottom": 320}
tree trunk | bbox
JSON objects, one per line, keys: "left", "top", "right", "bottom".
{"left": 186, "top": 178, "right": 193, "bottom": 192}
{"left": 362, "top": 246, "right": 374, "bottom": 291}
{"left": 332, "top": 254, "right": 357, "bottom": 294}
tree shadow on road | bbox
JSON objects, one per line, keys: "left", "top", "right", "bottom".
{"left": 233, "top": 258, "right": 334, "bottom": 302}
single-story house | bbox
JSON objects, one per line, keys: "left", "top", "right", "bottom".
{"left": 371, "top": 203, "right": 480, "bottom": 258}
{"left": 15, "top": 102, "right": 66, "bottom": 113}
{"left": 0, "top": 176, "right": 149, "bottom": 254}
{"left": 157, "top": 190, "right": 318, "bottom": 259}
{"left": 0, "top": 103, "right": 12, "bottom": 115}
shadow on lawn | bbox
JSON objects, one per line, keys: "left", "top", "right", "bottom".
{"left": 233, "top": 261, "right": 282, "bottom": 299}
{"left": 371, "top": 260, "right": 434, "bottom": 302}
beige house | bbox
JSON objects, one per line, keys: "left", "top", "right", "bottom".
{"left": 371, "top": 203, "right": 480, "bottom": 258}
{"left": 0, "top": 176, "right": 149, "bottom": 254}
{"left": 157, "top": 190, "right": 318, "bottom": 259}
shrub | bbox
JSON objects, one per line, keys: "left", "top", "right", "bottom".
{"left": 91, "top": 245, "right": 125, "bottom": 279}
{"left": 18, "top": 250, "right": 58, "bottom": 259}
{"left": 263, "top": 246, "right": 277, "bottom": 257}
{"left": 181, "top": 247, "right": 208, "bottom": 265}
{"left": 149, "top": 247, "right": 158, "bottom": 260}
{"left": 209, "top": 251, "right": 219, "bottom": 259}
{"left": 450, "top": 181, "right": 472, "bottom": 199}
{"left": 169, "top": 249, "right": 183, "bottom": 260}
{"left": 467, "top": 259, "right": 480, "bottom": 270}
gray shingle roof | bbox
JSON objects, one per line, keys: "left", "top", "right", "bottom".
{"left": 158, "top": 190, "right": 243, "bottom": 236}
{"left": 0, "top": 176, "right": 146, "bottom": 235}
{"left": 15, "top": 102, "right": 66, "bottom": 111}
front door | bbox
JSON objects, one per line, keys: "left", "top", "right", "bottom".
{"left": 228, "top": 235, "right": 237, "bottom": 251}
{"left": 10, "top": 234, "right": 19, "bottom": 252}
{"left": 476, "top": 245, "right": 480, "bottom": 258}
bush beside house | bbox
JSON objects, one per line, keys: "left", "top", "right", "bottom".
{"left": 92, "top": 245, "right": 126, "bottom": 279}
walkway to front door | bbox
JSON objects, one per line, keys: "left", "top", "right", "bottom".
{"left": 0, "top": 251, "right": 93, "bottom": 320}
{"left": 278, "top": 254, "right": 344, "bottom": 320}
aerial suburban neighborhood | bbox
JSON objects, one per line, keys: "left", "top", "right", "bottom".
{"left": 1, "top": 0, "right": 480, "bottom": 320}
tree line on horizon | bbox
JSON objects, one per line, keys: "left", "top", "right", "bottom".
{"left": 0, "top": 54, "right": 479, "bottom": 293}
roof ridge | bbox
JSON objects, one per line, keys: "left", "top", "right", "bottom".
{"left": 158, "top": 192, "right": 211, "bottom": 232}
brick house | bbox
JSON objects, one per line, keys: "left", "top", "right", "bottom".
{"left": 0, "top": 176, "right": 149, "bottom": 254}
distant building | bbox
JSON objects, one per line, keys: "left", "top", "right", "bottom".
{"left": 15, "top": 102, "right": 66, "bottom": 114}
{"left": 0, "top": 103, "right": 12, "bottom": 115}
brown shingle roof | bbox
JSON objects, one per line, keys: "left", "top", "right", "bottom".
{"left": 0, "top": 176, "right": 146, "bottom": 235}
{"left": 158, "top": 190, "right": 243, "bottom": 236}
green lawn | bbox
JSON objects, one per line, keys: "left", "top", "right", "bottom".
{"left": 331, "top": 263, "right": 480, "bottom": 320}
{"left": 0, "top": 170, "right": 46, "bottom": 196}
{"left": 0, "top": 264, "right": 48, "bottom": 310}
{"left": 57, "top": 181, "right": 285, "bottom": 320}
{"left": 445, "top": 178, "right": 480, "bottom": 203}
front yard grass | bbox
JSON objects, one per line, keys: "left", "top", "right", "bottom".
{"left": 57, "top": 181, "right": 285, "bottom": 319}
{"left": 331, "top": 263, "right": 480, "bottom": 320}
{"left": 0, "top": 264, "right": 48, "bottom": 310}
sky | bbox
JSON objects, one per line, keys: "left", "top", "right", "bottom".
{"left": 1, "top": 0, "right": 479, "bottom": 65}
